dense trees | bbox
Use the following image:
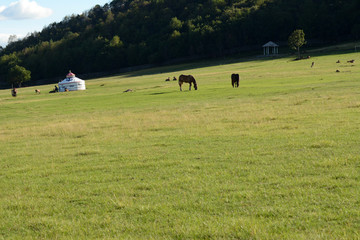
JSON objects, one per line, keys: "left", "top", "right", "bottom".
{"left": 0, "top": 0, "right": 359, "bottom": 85}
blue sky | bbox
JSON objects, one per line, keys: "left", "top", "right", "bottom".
{"left": 0, "top": 0, "right": 110, "bottom": 47}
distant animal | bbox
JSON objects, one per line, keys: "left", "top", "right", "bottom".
{"left": 178, "top": 75, "right": 197, "bottom": 91}
{"left": 173, "top": 76, "right": 177, "bottom": 81}
{"left": 347, "top": 60, "right": 355, "bottom": 63}
{"left": 65, "top": 88, "right": 69, "bottom": 92}
{"left": 311, "top": 62, "right": 314, "bottom": 68}
{"left": 231, "top": 73, "right": 239, "bottom": 88}
{"left": 336, "top": 70, "right": 340, "bottom": 72}
{"left": 11, "top": 88, "right": 17, "bottom": 97}
{"left": 336, "top": 60, "right": 340, "bottom": 63}
{"left": 123, "top": 89, "right": 133, "bottom": 92}
{"left": 49, "top": 85, "right": 59, "bottom": 93}
{"left": 165, "top": 77, "right": 170, "bottom": 81}
{"left": 35, "top": 89, "right": 40, "bottom": 94}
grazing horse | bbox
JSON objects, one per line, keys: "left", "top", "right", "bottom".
{"left": 35, "top": 89, "right": 41, "bottom": 94}
{"left": 231, "top": 73, "right": 239, "bottom": 88}
{"left": 347, "top": 60, "right": 355, "bottom": 63}
{"left": 178, "top": 75, "right": 197, "bottom": 91}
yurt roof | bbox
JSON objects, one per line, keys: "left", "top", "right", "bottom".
{"left": 66, "top": 72, "right": 76, "bottom": 78}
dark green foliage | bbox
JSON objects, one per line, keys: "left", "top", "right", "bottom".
{"left": 7, "top": 65, "right": 31, "bottom": 87}
{"left": 0, "top": 0, "right": 359, "bottom": 83}
{"left": 288, "top": 29, "right": 306, "bottom": 59}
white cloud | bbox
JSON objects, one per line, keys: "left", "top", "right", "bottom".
{"left": 0, "top": 33, "right": 25, "bottom": 47}
{"left": 0, "top": 0, "right": 52, "bottom": 20}
{"left": 0, "top": 34, "right": 10, "bottom": 47}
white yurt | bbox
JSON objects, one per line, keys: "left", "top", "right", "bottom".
{"left": 58, "top": 71, "right": 86, "bottom": 92}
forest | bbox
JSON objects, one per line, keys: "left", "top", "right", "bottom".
{"left": 0, "top": 0, "right": 359, "bottom": 86}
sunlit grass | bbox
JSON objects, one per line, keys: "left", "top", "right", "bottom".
{"left": 1, "top": 51, "right": 360, "bottom": 239}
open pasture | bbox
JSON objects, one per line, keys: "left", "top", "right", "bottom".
{"left": 0, "top": 51, "right": 360, "bottom": 239}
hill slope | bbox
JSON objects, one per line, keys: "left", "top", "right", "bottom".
{"left": 0, "top": 0, "right": 360, "bottom": 85}
{"left": 0, "top": 50, "right": 359, "bottom": 239}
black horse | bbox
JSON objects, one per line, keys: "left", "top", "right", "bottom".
{"left": 231, "top": 73, "right": 239, "bottom": 88}
{"left": 178, "top": 75, "right": 197, "bottom": 91}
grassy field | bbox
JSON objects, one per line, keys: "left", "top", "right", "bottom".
{"left": 1, "top": 49, "right": 360, "bottom": 239}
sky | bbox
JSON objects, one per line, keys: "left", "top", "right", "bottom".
{"left": 0, "top": 0, "right": 110, "bottom": 47}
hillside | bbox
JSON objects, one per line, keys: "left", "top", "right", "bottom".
{"left": 0, "top": 0, "right": 360, "bottom": 85}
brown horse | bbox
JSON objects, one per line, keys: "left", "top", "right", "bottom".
{"left": 231, "top": 73, "right": 239, "bottom": 88}
{"left": 179, "top": 75, "right": 197, "bottom": 91}
{"left": 35, "top": 89, "right": 41, "bottom": 94}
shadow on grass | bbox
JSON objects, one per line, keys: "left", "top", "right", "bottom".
{"left": 148, "top": 91, "right": 173, "bottom": 95}
{"left": 116, "top": 54, "right": 289, "bottom": 79}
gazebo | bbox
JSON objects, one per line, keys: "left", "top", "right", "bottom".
{"left": 262, "top": 41, "right": 279, "bottom": 55}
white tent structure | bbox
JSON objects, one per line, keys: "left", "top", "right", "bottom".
{"left": 58, "top": 71, "right": 86, "bottom": 92}
{"left": 262, "top": 41, "right": 279, "bottom": 55}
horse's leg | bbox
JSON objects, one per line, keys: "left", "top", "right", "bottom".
{"left": 179, "top": 81, "right": 182, "bottom": 91}
{"left": 189, "top": 83, "right": 192, "bottom": 91}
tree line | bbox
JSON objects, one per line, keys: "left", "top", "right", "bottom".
{"left": 1, "top": 0, "right": 359, "bottom": 86}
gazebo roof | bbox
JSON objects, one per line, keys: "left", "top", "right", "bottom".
{"left": 262, "top": 41, "right": 279, "bottom": 47}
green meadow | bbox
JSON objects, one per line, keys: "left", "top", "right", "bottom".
{"left": 1, "top": 49, "right": 359, "bottom": 239}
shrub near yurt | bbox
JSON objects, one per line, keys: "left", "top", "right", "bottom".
{"left": 58, "top": 71, "right": 86, "bottom": 92}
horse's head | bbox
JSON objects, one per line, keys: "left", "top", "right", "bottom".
{"left": 194, "top": 83, "right": 198, "bottom": 90}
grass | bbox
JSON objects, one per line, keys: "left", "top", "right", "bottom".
{"left": 0, "top": 49, "right": 360, "bottom": 239}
